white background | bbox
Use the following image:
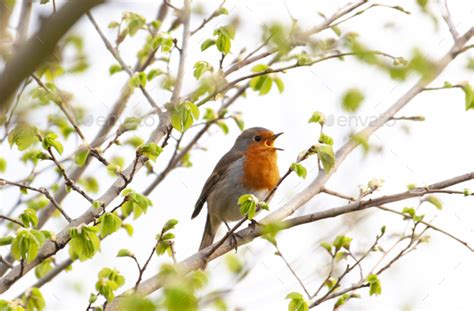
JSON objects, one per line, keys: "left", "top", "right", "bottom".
{"left": 1, "top": 0, "right": 474, "bottom": 310}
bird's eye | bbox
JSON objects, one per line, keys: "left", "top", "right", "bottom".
{"left": 254, "top": 135, "right": 262, "bottom": 142}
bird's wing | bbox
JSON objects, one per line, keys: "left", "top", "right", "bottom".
{"left": 191, "top": 150, "right": 243, "bottom": 219}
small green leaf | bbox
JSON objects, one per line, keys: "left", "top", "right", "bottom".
{"left": 0, "top": 157, "right": 7, "bottom": 172}
{"left": 23, "top": 287, "right": 46, "bottom": 311}
{"left": 273, "top": 76, "right": 285, "bottom": 93}
{"left": 119, "top": 117, "right": 141, "bottom": 132}
{"left": 286, "top": 292, "right": 308, "bottom": 311}
{"left": 367, "top": 274, "right": 382, "bottom": 296}
{"left": 423, "top": 195, "right": 442, "bottom": 210}
{"left": 146, "top": 68, "right": 164, "bottom": 81}
{"left": 333, "top": 235, "right": 352, "bottom": 251}
{"left": 290, "top": 163, "right": 307, "bottom": 179}
{"left": 98, "top": 212, "right": 122, "bottom": 238}
{"left": 320, "top": 242, "right": 333, "bottom": 254}
{"left": 238, "top": 194, "right": 259, "bottom": 219}
{"left": 35, "top": 257, "right": 54, "bottom": 279}
{"left": 95, "top": 267, "right": 125, "bottom": 301}
{"left": 0, "top": 236, "right": 14, "bottom": 246}
{"left": 319, "top": 133, "right": 333, "bottom": 145}
{"left": 342, "top": 88, "right": 365, "bottom": 113}
{"left": 315, "top": 144, "right": 335, "bottom": 173}
{"left": 117, "top": 249, "right": 134, "bottom": 257}
{"left": 461, "top": 84, "right": 474, "bottom": 110}
{"left": 42, "top": 132, "right": 63, "bottom": 155}
{"left": 109, "top": 64, "right": 123, "bottom": 75}
{"left": 68, "top": 226, "right": 100, "bottom": 261}
{"left": 193, "top": 61, "right": 213, "bottom": 79}
{"left": 200, "top": 39, "right": 215, "bottom": 51}
{"left": 170, "top": 101, "right": 200, "bottom": 133}
{"left": 138, "top": 143, "right": 163, "bottom": 161}
{"left": 8, "top": 123, "right": 39, "bottom": 151}
{"left": 308, "top": 111, "right": 325, "bottom": 125}
{"left": 225, "top": 253, "right": 243, "bottom": 274}
{"left": 74, "top": 148, "right": 90, "bottom": 167}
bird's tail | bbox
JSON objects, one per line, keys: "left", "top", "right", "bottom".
{"left": 199, "top": 214, "right": 216, "bottom": 251}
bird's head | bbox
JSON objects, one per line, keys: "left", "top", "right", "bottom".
{"left": 233, "top": 127, "right": 283, "bottom": 153}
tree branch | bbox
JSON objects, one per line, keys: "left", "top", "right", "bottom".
{"left": 107, "top": 170, "right": 474, "bottom": 308}
{"left": 0, "top": 0, "right": 106, "bottom": 112}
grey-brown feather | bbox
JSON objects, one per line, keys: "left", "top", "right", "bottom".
{"left": 193, "top": 127, "right": 273, "bottom": 250}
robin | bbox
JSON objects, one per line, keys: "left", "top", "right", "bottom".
{"left": 192, "top": 127, "right": 283, "bottom": 250}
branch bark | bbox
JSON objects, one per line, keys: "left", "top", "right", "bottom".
{"left": 0, "top": 0, "right": 106, "bottom": 113}
{"left": 107, "top": 171, "right": 474, "bottom": 309}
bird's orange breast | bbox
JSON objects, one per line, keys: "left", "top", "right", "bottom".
{"left": 242, "top": 145, "right": 279, "bottom": 191}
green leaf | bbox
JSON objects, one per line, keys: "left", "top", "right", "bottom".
{"left": 286, "top": 292, "right": 308, "bottom": 311}
{"left": 238, "top": 194, "right": 258, "bottom": 219}
{"left": 68, "top": 226, "right": 100, "bottom": 261}
{"left": 109, "top": 64, "right": 123, "bottom": 75}
{"left": 79, "top": 176, "right": 99, "bottom": 193}
{"left": 0, "top": 236, "right": 14, "bottom": 246}
{"left": 35, "top": 257, "right": 54, "bottom": 279}
{"left": 74, "top": 148, "right": 90, "bottom": 167}
{"left": 193, "top": 61, "right": 213, "bottom": 79}
{"left": 23, "top": 287, "right": 45, "bottom": 311}
{"left": 119, "top": 117, "right": 141, "bottom": 132}
{"left": 121, "top": 190, "right": 153, "bottom": 219}
{"left": 42, "top": 132, "right": 63, "bottom": 155}
{"left": 122, "top": 223, "right": 134, "bottom": 236}
{"left": 108, "top": 21, "right": 120, "bottom": 29}
{"left": 117, "top": 249, "right": 134, "bottom": 257}
{"left": 118, "top": 296, "right": 156, "bottom": 311}
{"left": 8, "top": 123, "right": 39, "bottom": 151}
{"left": 261, "top": 221, "right": 286, "bottom": 246}
{"left": 19, "top": 208, "right": 38, "bottom": 228}
{"left": 146, "top": 68, "right": 164, "bottom": 81}
{"left": 251, "top": 64, "right": 268, "bottom": 72}
{"left": 11, "top": 229, "right": 46, "bottom": 263}
{"left": 290, "top": 163, "right": 307, "bottom": 179}
{"left": 423, "top": 195, "right": 443, "bottom": 210}
{"left": 320, "top": 242, "right": 333, "bottom": 254}
{"left": 315, "top": 144, "right": 335, "bottom": 173}
{"left": 170, "top": 101, "right": 200, "bottom": 133}
{"left": 95, "top": 268, "right": 125, "bottom": 301}
{"left": 216, "top": 34, "right": 231, "bottom": 54}
{"left": 461, "top": 84, "right": 474, "bottom": 110}
{"left": 98, "top": 212, "right": 122, "bottom": 238}
{"left": 367, "top": 274, "right": 382, "bottom": 296}
{"left": 333, "top": 235, "right": 352, "bottom": 251}
{"left": 402, "top": 207, "right": 416, "bottom": 218}
{"left": 351, "top": 133, "right": 370, "bottom": 154}
{"left": 342, "top": 88, "right": 364, "bottom": 113}
{"left": 308, "top": 111, "right": 325, "bottom": 125}
{"left": 0, "top": 157, "right": 6, "bottom": 172}
{"left": 319, "top": 133, "right": 334, "bottom": 145}
{"left": 200, "top": 39, "right": 215, "bottom": 51}
{"left": 138, "top": 143, "right": 163, "bottom": 161}
{"left": 225, "top": 253, "right": 243, "bottom": 274}
{"left": 129, "top": 72, "right": 147, "bottom": 88}
{"left": 273, "top": 76, "right": 285, "bottom": 93}
{"left": 163, "top": 219, "right": 178, "bottom": 232}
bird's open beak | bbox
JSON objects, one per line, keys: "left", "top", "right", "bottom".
{"left": 268, "top": 132, "right": 284, "bottom": 151}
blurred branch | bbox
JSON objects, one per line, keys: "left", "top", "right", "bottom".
{"left": 0, "top": 0, "right": 106, "bottom": 113}
{"left": 190, "top": 0, "right": 225, "bottom": 36}
{"left": 0, "top": 0, "right": 192, "bottom": 295}
{"left": 376, "top": 205, "right": 474, "bottom": 251}
{"left": 86, "top": 12, "right": 162, "bottom": 113}
{"left": 0, "top": 178, "right": 72, "bottom": 223}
